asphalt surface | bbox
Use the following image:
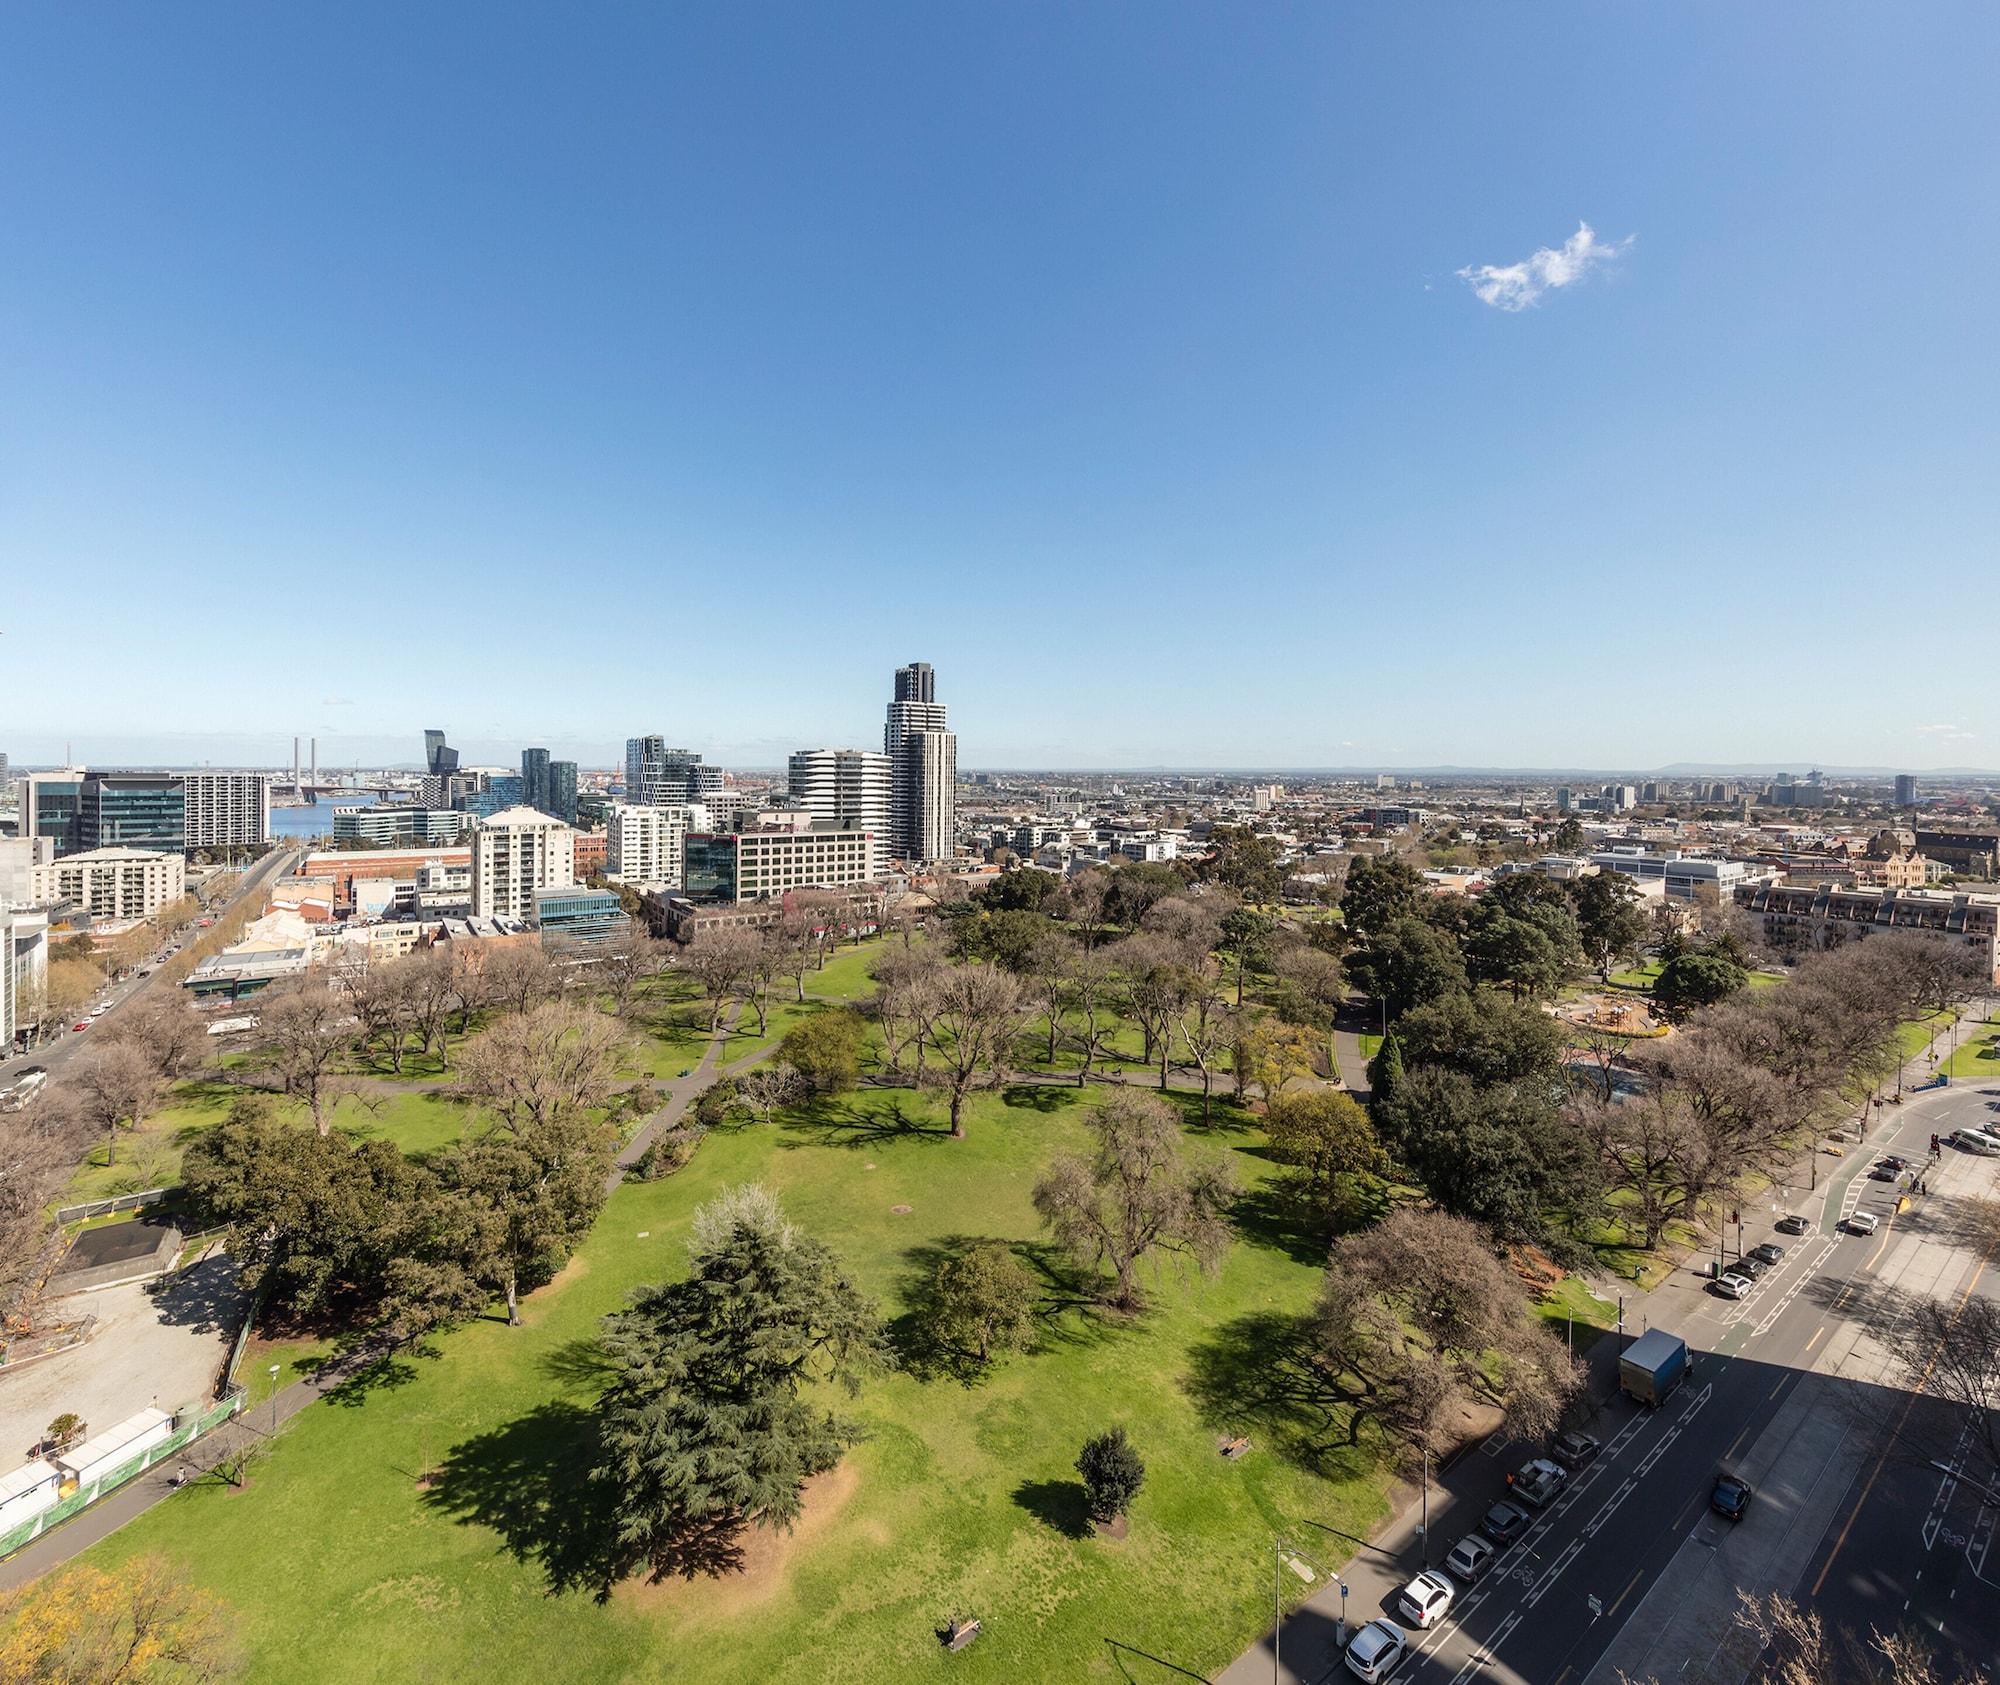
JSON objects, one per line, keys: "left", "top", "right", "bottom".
{"left": 2, "top": 845, "right": 297, "bottom": 1089}
{"left": 1226, "top": 1014, "right": 2000, "bottom": 1685}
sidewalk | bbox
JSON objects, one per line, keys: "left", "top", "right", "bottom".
{"left": 1215, "top": 1002, "right": 1981, "bottom": 1685}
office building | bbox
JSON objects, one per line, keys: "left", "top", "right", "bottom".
{"left": 1894, "top": 774, "right": 1917, "bottom": 808}
{"left": 80, "top": 773, "right": 184, "bottom": 854}
{"left": 1590, "top": 849, "right": 1766, "bottom": 903}
{"left": 683, "top": 821, "right": 876, "bottom": 906}
{"left": 533, "top": 885, "right": 626, "bottom": 948}
{"left": 424, "top": 729, "right": 459, "bottom": 777}
{"left": 608, "top": 803, "right": 695, "bottom": 887}
{"left": 31, "top": 847, "right": 186, "bottom": 921}
{"left": 331, "top": 806, "right": 470, "bottom": 847}
{"left": 21, "top": 773, "right": 86, "bottom": 857}
{"left": 788, "top": 750, "right": 892, "bottom": 874}
{"left": 181, "top": 772, "right": 270, "bottom": 851}
{"left": 882, "top": 661, "right": 956, "bottom": 863}
{"left": 470, "top": 806, "right": 577, "bottom": 921}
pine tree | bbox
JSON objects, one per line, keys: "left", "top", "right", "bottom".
{"left": 1076, "top": 1427, "right": 1145, "bottom": 1522}
{"left": 592, "top": 1186, "right": 889, "bottom": 1581}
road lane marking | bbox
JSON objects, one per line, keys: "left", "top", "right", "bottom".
{"left": 1811, "top": 1249, "right": 1991, "bottom": 1595}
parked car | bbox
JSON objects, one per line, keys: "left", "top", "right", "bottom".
{"left": 1880, "top": 1155, "right": 1913, "bottom": 1172}
{"left": 71, "top": 1021, "right": 90, "bottom": 1033}
{"left": 1748, "top": 1243, "right": 1787, "bottom": 1266}
{"left": 1551, "top": 1430, "right": 1601, "bottom": 1470}
{"left": 1846, "top": 1211, "right": 1881, "bottom": 1235}
{"left": 1730, "top": 1255, "right": 1767, "bottom": 1279}
{"left": 1508, "top": 1457, "right": 1569, "bottom": 1508}
{"left": 1345, "top": 1620, "right": 1408, "bottom": 1682}
{"left": 1711, "top": 1472, "right": 1753, "bottom": 1522}
{"left": 1479, "top": 1498, "right": 1532, "bottom": 1546}
{"left": 1397, "top": 1570, "right": 1455, "bottom": 1629}
{"left": 1712, "top": 1271, "right": 1753, "bottom": 1299}
{"left": 1445, "top": 1534, "right": 1496, "bottom": 1582}
{"left": 1775, "top": 1214, "right": 1812, "bottom": 1235}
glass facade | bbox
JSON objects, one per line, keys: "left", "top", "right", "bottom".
{"left": 521, "top": 749, "right": 551, "bottom": 815}
{"left": 533, "top": 886, "right": 624, "bottom": 946}
{"left": 548, "top": 760, "right": 578, "bottom": 824}
{"left": 682, "top": 835, "right": 739, "bottom": 904}
{"left": 29, "top": 778, "right": 85, "bottom": 857}
{"left": 81, "top": 774, "right": 185, "bottom": 853}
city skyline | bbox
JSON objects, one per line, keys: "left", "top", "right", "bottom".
{"left": 4, "top": 6, "right": 1996, "bottom": 769}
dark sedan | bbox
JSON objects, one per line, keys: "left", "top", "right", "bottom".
{"left": 1480, "top": 1498, "right": 1532, "bottom": 1546}
{"left": 1711, "top": 1473, "right": 1753, "bottom": 1522}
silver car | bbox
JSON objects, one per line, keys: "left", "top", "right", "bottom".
{"left": 1345, "top": 1619, "right": 1408, "bottom": 1682}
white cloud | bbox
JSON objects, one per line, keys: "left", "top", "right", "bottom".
{"left": 321, "top": 696, "right": 355, "bottom": 707}
{"left": 1459, "top": 222, "right": 1633, "bottom": 312}
{"left": 1915, "top": 723, "right": 1976, "bottom": 742}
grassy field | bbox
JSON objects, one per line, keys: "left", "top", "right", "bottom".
{"left": 67, "top": 1082, "right": 488, "bottom": 1203}
{"left": 87, "top": 1082, "right": 1390, "bottom": 1685}
{"left": 1945, "top": 1022, "right": 2000, "bottom": 1081}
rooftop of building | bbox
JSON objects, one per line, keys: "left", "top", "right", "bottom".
{"left": 475, "top": 805, "right": 575, "bottom": 830}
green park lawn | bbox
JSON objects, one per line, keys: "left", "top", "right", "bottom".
{"left": 87, "top": 1083, "right": 1390, "bottom": 1685}
{"left": 66, "top": 1082, "right": 488, "bottom": 1203}
{"left": 1945, "top": 1022, "right": 2000, "bottom": 1081}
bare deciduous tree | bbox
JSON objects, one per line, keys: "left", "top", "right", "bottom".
{"left": 921, "top": 962, "right": 1024, "bottom": 1138}
{"left": 481, "top": 943, "right": 562, "bottom": 1018}
{"left": 257, "top": 979, "right": 358, "bottom": 1135}
{"left": 679, "top": 927, "right": 760, "bottom": 1033}
{"left": 454, "top": 1000, "right": 634, "bottom": 1133}
{"left": 736, "top": 1061, "right": 806, "bottom": 1125}
{"left": 70, "top": 1043, "right": 168, "bottom": 1167}
{"left": 1173, "top": 959, "right": 1237, "bottom": 1126}
{"left": 1318, "top": 1209, "right": 1582, "bottom": 1459}
{"left": 598, "top": 925, "right": 670, "bottom": 1018}
{"left": 1032, "top": 1089, "right": 1235, "bottom": 1311}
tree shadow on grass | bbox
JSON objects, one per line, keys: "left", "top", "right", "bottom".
{"left": 1183, "top": 1309, "right": 1369, "bottom": 1472}
{"left": 1000, "top": 1082, "right": 1085, "bottom": 1114}
{"left": 320, "top": 1348, "right": 424, "bottom": 1407}
{"left": 1230, "top": 1182, "right": 1332, "bottom": 1267}
{"left": 777, "top": 1096, "right": 956, "bottom": 1151}
{"left": 1012, "top": 1477, "right": 1093, "bottom": 1540}
{"left": 422, "top": 1402, "right": 628, "bottom": 1599}
{"left": 539, "top": 1337, "right": 618, "bottom": 1393}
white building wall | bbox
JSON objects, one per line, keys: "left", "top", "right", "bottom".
{"left": 470, "top": 808, "right": 578, "bottom": 920}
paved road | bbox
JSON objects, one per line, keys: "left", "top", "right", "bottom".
{"left": 2, "top": 844, "right": 297, "bottom": 1089}
{"left": 1226, "top": 1011, "right": 2000, "bottom": 1685}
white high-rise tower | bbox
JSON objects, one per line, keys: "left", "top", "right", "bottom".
{"left": 882, "top": 662, "right": 955, "bottom": 864}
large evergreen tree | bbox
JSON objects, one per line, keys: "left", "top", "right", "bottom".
{"left": 591, "top": 1186, "right": 889, "bottom": 1581}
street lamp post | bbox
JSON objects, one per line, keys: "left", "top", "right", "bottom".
{"left": 267, "top": 1365, "right": 281, "bottom": 1436}
{"left": 1272, "top": 1539, "right": 1322, "bottom": 1685}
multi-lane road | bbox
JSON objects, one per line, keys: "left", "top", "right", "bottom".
{"left": 1, "top": 845, "right": 297, "bottom": 1089}
{"left": 1229, "top": 1062, "right": 2000, "bottom": 1685}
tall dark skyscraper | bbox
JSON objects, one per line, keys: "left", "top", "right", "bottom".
{"left": 424, "top": 729, "right": 459, "bottom": 777}
{"left": 883, "top": 661, "right": 956, "bottom": 863}
{"left": 548, "top": 760, "right": 578, "bottom": 825}
{"left": 521, "top": 747, "right": 551, "bottom": 815}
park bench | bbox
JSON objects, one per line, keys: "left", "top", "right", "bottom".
{"left": 943, "top": 1616, "right": 981, "bottom": 1652}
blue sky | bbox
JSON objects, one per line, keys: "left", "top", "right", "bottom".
{"left": 4, "top": 4, "right": 1996, "bottom": 771}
